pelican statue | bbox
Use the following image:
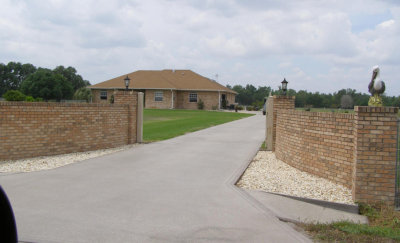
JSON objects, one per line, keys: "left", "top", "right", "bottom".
{"left": 368, "top": 65, "right": 385, "bottom": 106}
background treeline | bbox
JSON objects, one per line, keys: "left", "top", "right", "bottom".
{"left": 227, "top": 84, "right": 400, "bottom": 109}
{"left": 0, "top": 61, "right": 91, "bottom": 101}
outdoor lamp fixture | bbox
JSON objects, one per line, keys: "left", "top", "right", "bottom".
{"left": 281, "top": 78, "right": 288, "bottom": 95}
{"left": 124, "top": 75, "right": 131, "bottom": 90}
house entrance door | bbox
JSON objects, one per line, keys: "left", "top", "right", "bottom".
{"left": 221, "top": 94, "right": 226, "bottom": 109}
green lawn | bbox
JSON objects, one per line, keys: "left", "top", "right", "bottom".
{"left": 300, "top": 203, "right": 400, "bottom": 242}
{"left": 143, "top": 109, "right": 253, "bottom": 142}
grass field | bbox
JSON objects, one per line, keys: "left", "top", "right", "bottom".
{"left": 143, "top": 109, "right": 253, "bottom": 142}
{"left": 300, "top": 203, "right": 400, "bottom": 242}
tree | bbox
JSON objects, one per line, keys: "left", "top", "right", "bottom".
{"left": 0, "top": 62, "right": 36, "bottom": 96}
{"left": 73, "top": 87, "right": 92, "bottom": 102}
{"left": 20, "top": 68, "right": 74, "bottom": 101}
{"left": 340, "top": 95, "right": 354, "bottom": 109}
{"left": 2, "top": 90, "right": 26, "bottom": 101}
{"left": 53, "top": 66, "right": 90, "bottom": 91}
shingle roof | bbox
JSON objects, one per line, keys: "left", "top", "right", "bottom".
{"left": 89, "top": 70, "right": 236, "bottom": 94}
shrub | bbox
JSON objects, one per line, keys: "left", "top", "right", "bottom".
{"left": 25, "top": 96, "right": 35, "bottom": 102}
{"left": 73, "top": 87, "right": 93, "bottom": 102}
{"left": 2, "top": 90, "right": 26, "bottom": 101}
{"left": 246, "top": 106, "right": 254, "bottom": 111}
{"left": 236, "top": 105, "right": 244, "bottom": 110}
{"left": 221, "top": 99, "right": 227, "bottom": 109}
{"left": 211, "top": 105, "right": 217, "bottom": 110}
{"left": 197, "top": 99, "right": 204, "bottom": 110}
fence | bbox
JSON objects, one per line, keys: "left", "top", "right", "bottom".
{"left": 268, "top": 95, "right": 399, "bottom": 206}
{"left": 0, "top": 90, "right": 142, "bottom": 161}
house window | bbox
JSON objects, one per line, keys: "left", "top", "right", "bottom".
{"left": 100, "top": 91, "right": 107, "bottom": 100}
{"left": 189, "top": 93, "right": 197, "bottom": 102}
{"left": 154, "top": 91, "right": 163, "bottom": 101}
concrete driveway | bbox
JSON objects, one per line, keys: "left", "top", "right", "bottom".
{"left": 0, "top": 114, "right": 310, "bottom": 242}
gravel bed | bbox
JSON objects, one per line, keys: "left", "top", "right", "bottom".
{"left": 236, "top": 151, "right": 355, "bottom": 205}
{"left": 0, "top": 144, "right": 139, "bottom": 173}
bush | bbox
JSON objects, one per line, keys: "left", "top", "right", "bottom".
{"left": 246, "top": 106, "right": 254, "bottom": 111}
{"left": 197, "top": 99, "right": 204, "bottom": 110}
{"left": 2, "top": 90, "right": 26, "bottom": 101}
{"left": 236, "top": 105, "right": 244, "bottom": 111}
{"left": 221, "top": 99, "right": 227, "bottom": 109}
{"left": 73, "top": 87, "right": 92, "bottom": 102}
{"left": 211, "top": 105, "right": 217, "bottom": 110}
{"left": 25, "top": 96, "right": 35, "bottom": 102}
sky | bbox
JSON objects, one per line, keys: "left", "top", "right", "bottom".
{"left": 1, "top": 0, "right": 399, "bottom": 95}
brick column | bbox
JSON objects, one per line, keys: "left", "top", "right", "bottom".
{"left": 114, "top": 90, "right": 138, "bottom": 144}
{"left": 269, "top": 96, "right": 295, "bottom": 151}
{"left": 353, "top": 106, "right": 399, "bottom": 205}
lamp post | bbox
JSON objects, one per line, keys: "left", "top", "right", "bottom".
{"left": 124, "top": 75, "right": 131, "bottom": 91}
{"left": 281, "top": 78, "right": 288, "bottom": 95}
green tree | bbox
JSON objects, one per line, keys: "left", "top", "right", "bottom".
{"left": 0, "top": 62, "right": 36, "bottom": 96}
{"left": 73, "top": 87, "right": 92, "bottom": 102}
{"left": 21, "top": 68, "right": 74, "bottom": 101}
{"left": 232, "top": 85, "right": 245, "bottom": 104}
{"left": 295, "top": 90, "right": 308, "bottom": 107}
{"left": 53, "top": 66, "right": 90, "bottom": 91}
{"left": 2, "top": 90, "right": 26, "bottom": 101}
{"left": 341, "top": 94, "right": 354, "bottom": 109}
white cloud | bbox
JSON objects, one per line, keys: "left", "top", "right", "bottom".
{"left": 0, "top": 0, "right": 399, "bottom": 95}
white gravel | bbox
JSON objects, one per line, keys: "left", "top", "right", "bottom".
{"left": 0, "top": 144, "right": 139, "bottom": 173}
{"left": 237, "top": 151, "right": 355, "bottom": 205}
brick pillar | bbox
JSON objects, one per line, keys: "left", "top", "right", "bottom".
{"left": 113, "top": 90, "right": 138, "bottom": 144}
{"left": 268, "top": 96, "right": 295, "bottom": 151}
{"left": 353, "top": 106, "right": 399, "bottom": 205}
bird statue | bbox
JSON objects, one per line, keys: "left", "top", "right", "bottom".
{"left": 368, "top": 65, "right": 385, "bottom": 106}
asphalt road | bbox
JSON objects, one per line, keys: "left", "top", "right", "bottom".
{"left": 0, "top": 114, "right": 310, "bottom": 242}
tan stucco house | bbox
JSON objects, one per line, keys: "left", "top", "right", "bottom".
{"left": 89, "top": 70, "right": 236, "bottom": 110}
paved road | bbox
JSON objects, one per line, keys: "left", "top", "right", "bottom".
{"left": 0, "top": 114, "right": 310, "bottom": 242}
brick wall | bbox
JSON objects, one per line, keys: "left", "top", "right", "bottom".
{"left": 93, "top": 89, "right": 235, "bottom": 110}
{"left": 0, "top": 91, "right": 138, "bottom": 161}
{"left": 144, "top": 90, "right": 175, "bottom": 109}
{"left": 270, "top": 96, "right": 399, "bottom": 205}
{"left": 352, "top": 106, "right": 398, "bottom": 205}
{"left": 176, "top": 91, "right": 235, "bottom": 110}
{"left": 114, "top": 90, "right": 138, "bottom": 144}
{"left": 92, "top": 89, "right": 113, "bottom": 104}
{"left": 275, "top": 110, "right": 355, "bottom": 188}
{"left": 177, "top": 91, "right": 215, "bottom": 110}
{"left": 271, "top": 96, "right": 295, "bottom": 150}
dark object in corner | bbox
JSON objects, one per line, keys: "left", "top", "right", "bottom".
{"left": 0, "top": 186, "right": 18, "bottom": 243}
